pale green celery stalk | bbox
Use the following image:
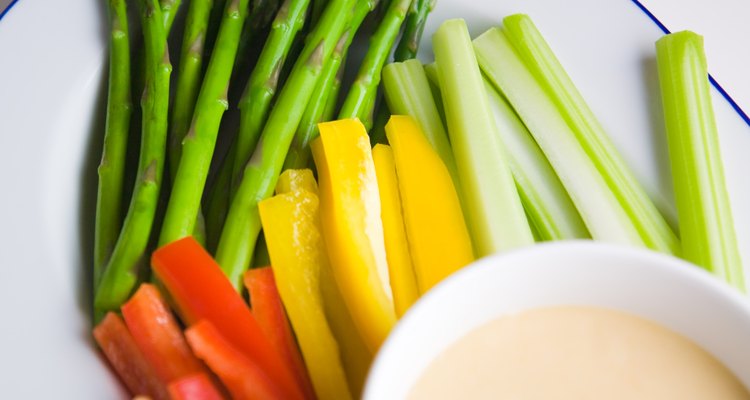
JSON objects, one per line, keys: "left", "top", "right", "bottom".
{"left": 421, "top": 62, "right": 447, "bottom": 129}
{"left": 502, "top": 14, "right": 679, "bottom": 254}
{"left": 474, "top": 28, "right": 643, "bottom": 246}
{"left": 381, "top": 59, "right": 457, "bottom": 186}
{"left": 483, "top": 78, "right": 589, "bottom": 241}
{"left": 432, "top": 19, "right": 533, "bottom": 256}
{"left": 655, "top": 31, "right": 744, "bottom": 291}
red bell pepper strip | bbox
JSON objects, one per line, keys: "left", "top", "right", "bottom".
{"left": 186, "top": 320, "right": 285, "bottom": 400}
{"left": 245, "top": 267, "right": 315, "bottom": 399}
{"left": 151, "top": 237, "right": 303, "bottom": 400}
{"left": 121, "top": 283, "right": 208, "bottom": 384}
{"left": 167, "top": 373, "right": 226, "bottom": 400}
{"left": 93, "top": 312, "right": 169, "bottom": 400}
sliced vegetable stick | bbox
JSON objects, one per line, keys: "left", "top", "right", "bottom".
{"left": 273, "top": 168, "right": 372, "bottom": 397}
{"left": 502, "top": 14, "right": 679, "bottom": 254}
{"left": 483, "top": 79, "right": 589, "bottom": 241}
{"left": 167, "top": 373, "right": 225, "bottom": 400}
{"left": 386, "top": 116, "right": 474, "bottom": 292}
{"left": 433, "top": 19, "right": 534, "bottom": 256}
{"left": 151, "top": 237, "right": 304, "bottom": 399}
{"left": 186, "top": 320, "right": 285, "bottom": 399}
{"left": 122, "top": 284, "right": 208, "bottom": 384}
{"left": 259, "top": 190, "right": 354, "bottom": 400}
{"left": 656, "top": 31, "right": 745, "bottom": 291}
{"left": 373, "top": 144, "right": 419, "bottom": 315}
{"left": 244, "top": 268, "right": 316, "bottom": 399}
{"left": 312, "top": 119, "right": 396, "bottom": 352}
{"left": 474, "top": 28, "right": 644, "bottom": 246}
{"left": 93, "top": 312, "right": 169, "bottom": 400}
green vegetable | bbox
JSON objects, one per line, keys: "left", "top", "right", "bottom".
{"left": 215, "top": 0, "right": 356, "bottom": 290}
{"left": 168, "top": 0, "right": 212, "bottom": 181}
{"left": 159, "top": 0, "right": 250, "bottom": 245}
{"left": 433, "top": 19, "right": 534, "bottom": 256}
{"left": 159, "top": 0, "right": 182, "bottom": 35}
{"left": 393, "top": 0, "right": 433, "bottom": 61}
{"left": 95, "top": 0, "right": 171, "bottom": 314}
{"left": 483, "top": 79, "right": 589, "bottom": 241}
{"left": 501, "top": 14, "right": 679, "bottom": 254}
{"left": 232, "top": 0, "right": 311, "bottom": 187}
{"left": 284, "top": 0, "right": 376, "bottom": 169}
{"left": 94, "top": 0, "right": 132, "bottom": 291}
{"left": 474, "top": 27, "right": 643, "bottom": 246}
{"left": 656, "top": 31, "right": 745, "bottom": 291}
{"left": 338, "top": 0, "right": 412, "bottom": 129}
{"left": 95, "top": 0, "right": 133, "bottom": 285}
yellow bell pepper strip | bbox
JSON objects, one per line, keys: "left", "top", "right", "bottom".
{"left": 372, "top": 144, "right": 419, "bottom": 316}
{"left": 259, "top": 189, "right": 353, "bottom": 400}
{"left": 273, "top": 169, "right": 373, "bottom": 397}
{"left": 311, "top": 118, "right": 397, "bottom": 352}
{"left": 276, "top": 169, "right": 319, "bottom": 195}
{"left": 385, "top": 116, "right": 475, "bottom": 293}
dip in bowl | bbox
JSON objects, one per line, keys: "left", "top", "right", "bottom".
{"left": 364, "top": 242, "right": 750, "bottom": 399}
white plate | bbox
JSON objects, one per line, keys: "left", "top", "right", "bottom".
{"left": 0, "top": 0, "right": 748, "bottom": 397}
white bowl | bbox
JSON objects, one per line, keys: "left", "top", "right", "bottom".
{"left": 364, "top": 241, "right": 750, "bottom": 399}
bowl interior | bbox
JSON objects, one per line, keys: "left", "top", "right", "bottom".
{"left": 364, "top": 242, "right": 750, "bottom": 399}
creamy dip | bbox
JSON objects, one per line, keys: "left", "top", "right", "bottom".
{"left": 409, "top": 306, "right": 749, "bottom": 400}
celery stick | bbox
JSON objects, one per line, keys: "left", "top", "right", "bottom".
{"left": 474, "top": 28, "right": 643, "bottom": 246}
{"left": 656, "top": 31, "right": 744, "bottom": 291}
{"left": 381, "top": 60, "right": 458, "bottom": 187}
{"left": 501, "top": 14, "right": 679, "bottom": 254}
{"left": 422, "top": 62, "right": 447, "bottom": 129}
{"left": 433, "top": 19, "right": 533, "bottom": 256}
{"left": 484, "top": 79, "right": 589, "bottom": 241}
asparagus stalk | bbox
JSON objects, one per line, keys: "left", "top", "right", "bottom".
{"left": 159, "top": 0, "right": 250, "bottom": 245}
{"left": 216, "top": 0, "right": 356, "bottom": 289}
{"left": 204, "top": 147, "right": 236, "bottom": 252}
{"left": 338, "top": 0, "right": 412, "bottom": 129}
{"left": 501, "top": 14, "right": 679, "bottom": 254}
{"left": 95, "top": 0, "right": 171, "bottom": 313}
{"left": 94, "top": 0, "right": 133, "bottom": 291}
{"left": 284, "top": 0, "right": 375, "bottom": 169}
{"left": 168, "top": 0, "right": 212, "bottom": 180}
{"left": 434, "top": 19, "right": 534, "bottom": 256}
{"left": 159, "top": 0, "right": 182, "bottom": 34}
{"left": 233, "top": 0, "right": 281, "bottom": 76}
{"left": 393, "top": 0, "right": 433, "bottom": 61}
{"left": 232, "top": 0, "right": 311, "bottom": 187}
{"left": 656, "top": 31, "right": 745, "bottom": 291}
{"left": 310, "top": 0, "right": 328, "bottom": 25}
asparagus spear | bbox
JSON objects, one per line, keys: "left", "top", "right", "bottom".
{"left": 168, "top": 0, "right": 212, "bottom": 181}
{"left": 216, "top": 0, "right": 356, "bottom": 289}
{"left": 95, "top": 0, "right": 171, "bottom": 314}
{"left": 160, "top": 0, "right": 182, "bottom": 35}
{"left": 159, "top": 0, "right": 250, "bottom": 245}
{"left": 283, "top": 0, "right": 376, "bottom": 169}
{"left": 233, "top": 0, "right": 281, "bottom": 76}
{"left": 310, "top": 0, "right": 328, "bottom": 25}
{"left": 204, "top": 147, "right": 235, "bottom": 252}
{"left": 338, "top": 0, "right": 412, "bottom": 129}
{"left": 393, "top": 0, "right": 433, "bottom": 61}
{"left": 94, "top": 0, "right": 133, "bottom": 291}
{"left": 232, "top": 0, "right": 311, "bottom": 188}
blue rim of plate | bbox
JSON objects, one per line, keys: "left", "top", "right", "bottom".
{"left": 0, "top": 0, "right": 18, "bottom": 21}
{"left": 0, "top": 0, "right": 748, "bottom": 127}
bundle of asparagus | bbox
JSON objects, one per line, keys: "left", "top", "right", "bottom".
{"left": 94, "top": 0, "right": 433, "bottom": 315}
